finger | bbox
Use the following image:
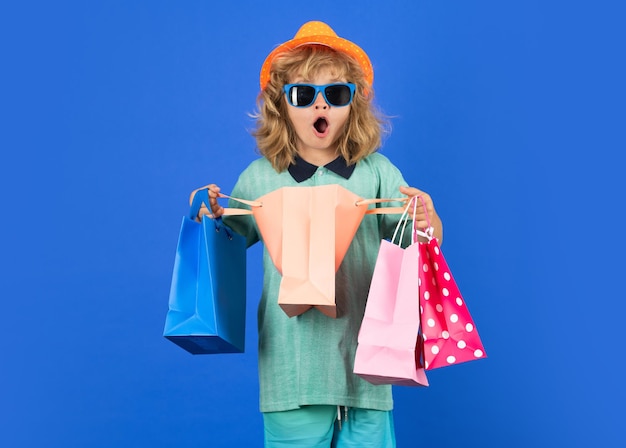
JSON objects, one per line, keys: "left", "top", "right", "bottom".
{"left": 198, "top": 204, "right": 224, "bottom": 219}
{"left": 205, "top": 185, "right": 223, "bottom": 212}
{"left": 399, "top": 185, "right": 427, "bottom": 196}
{"left": 413, "top": 220, "right": 431, "bottom": 230}
{"left": 409, "top": 203, "right": 434, "bottom": 228}
{"left": 206, "top": 184, "right": 221, "bottom": 197}
{"left": 190, "top": 184, "right": 222, "bottom": 205}
{"left": 211, "top": 203, "right": 225, "bottom": 217}
{"left": 399, "top": 187, "right": 433, "bottom": 207}
{"left": 414, "top": 194, "right": 434, "bottom": 215}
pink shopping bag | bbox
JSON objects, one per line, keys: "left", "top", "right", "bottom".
{"left": 416, "top": 198, "right": 487, "bottom": 369}
{"left": 353, "top": 197, "right": 429, "bottom": 386}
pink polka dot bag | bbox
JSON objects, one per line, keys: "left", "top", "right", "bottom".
{"left": 415, "top": 198, "right": 487, "bottom": 370}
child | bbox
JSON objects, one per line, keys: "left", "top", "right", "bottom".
{"left": 194, "top": 21, "right": 443, "bottom": 448}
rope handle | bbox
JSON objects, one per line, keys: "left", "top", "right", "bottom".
{"left": 359, "top": 197, "right": 409, "bottom": 216}
{"left": 390, "top": 196, "right": 435, "bottom": 245}
{"left": 194, "top": 190, "right": 410, "bottom": 217}
{"left": 416, "top": 195, "right": 435, "bottom": 241}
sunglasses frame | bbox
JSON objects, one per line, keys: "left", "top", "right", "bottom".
{"left": 283, "top": 83, "right": 356, "bottom": 108}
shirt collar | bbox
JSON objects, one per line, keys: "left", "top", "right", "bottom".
{"left": 288, "top": 155, "right": 356, "bottom": 183}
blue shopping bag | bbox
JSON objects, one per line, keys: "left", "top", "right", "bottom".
{"left": 163, "top": 189, "right": 246, "bottom": 354}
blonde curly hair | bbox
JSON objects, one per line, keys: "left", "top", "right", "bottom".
{"left": 252, "top": 45, "right": 388, "bottom": 172}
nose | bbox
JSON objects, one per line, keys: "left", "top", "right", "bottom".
{"left": 313, "top": 91, "right": 329, "bottom": 109}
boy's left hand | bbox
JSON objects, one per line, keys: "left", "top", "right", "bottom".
{"left": 399, "top": 186, "right": 443, "bottom": 242}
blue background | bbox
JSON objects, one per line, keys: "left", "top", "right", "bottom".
{"left": 2, "top": 1, "right": 624, "bottom": 447}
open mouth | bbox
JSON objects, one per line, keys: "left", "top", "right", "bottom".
{"left": 314, "top": 117, "right": 328, "bottom": 134}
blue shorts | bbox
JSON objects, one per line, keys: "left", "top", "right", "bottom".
{"left": 263, "top": 405, "right": 396, "bottom": 448}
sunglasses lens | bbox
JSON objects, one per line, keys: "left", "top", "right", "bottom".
{"left": 285, "top": 84, "right": 355, "bottom": 107}
{"left": 288, "top": 85, "right": 316, "bottom": 107}
{"left": 325, "top": 85, "right": 352, "bottom": 106}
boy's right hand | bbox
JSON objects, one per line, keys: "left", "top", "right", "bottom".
{"left": 189, "top": 184, "right": 224, "bottom": 221}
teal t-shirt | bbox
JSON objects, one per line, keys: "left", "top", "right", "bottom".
{"left": 224, "top": 152, "right": 411, "bottom": 413}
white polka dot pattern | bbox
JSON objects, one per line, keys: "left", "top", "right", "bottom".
{"left": 419, "top": 238, "right": 486, "bottom": 370}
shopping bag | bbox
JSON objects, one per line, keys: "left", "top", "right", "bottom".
{"left": 271, "top": 185, "right": 393, "bottom": 318}
{"left": 163, "top": 189, "right": 246, "bottom": 354}
{"left": 219, "top": 185, "right": 406, "bottom": 318}
{"left": 353, "top": 198, "right": 429, "bottom": 386}
{"left": 416, "top": 198, "right": 487, "bottom": 369}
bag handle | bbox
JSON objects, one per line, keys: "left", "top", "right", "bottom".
{"left": 391, "top": 196, "right": 417, "bottom": 245}
{"left": 213, "top": 193, "right": 259, "bottom": 216}
{"left": 189, "top": 189, "right": 239, "bottom": 238}
{"left": 192, "top": 190, "right": 410, "bottom": 217}
{"left": 415, "top": 195, "right": 435, "bottom": 241}
{"left": 357, "top": 197, "right": 409, "bottom": 215}
{"left": 390, "top": 196, "right": 434, "bottom": 244}
{"left": 189, "top": 188, "right": 212, "bottom": 220}
{"left": 190, "top": 190, "right": 257, "bottom": 217}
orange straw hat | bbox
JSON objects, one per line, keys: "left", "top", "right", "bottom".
{"left": 259, "top": 21, "right": 373, "bottom": 91}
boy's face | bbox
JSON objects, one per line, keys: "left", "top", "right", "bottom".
{"left": 285, "top": 67, "right": 351, "bottom": 165}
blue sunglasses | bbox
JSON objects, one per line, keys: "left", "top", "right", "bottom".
{"left": 283, "top": 83, "right": 356, "bottom": 108}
